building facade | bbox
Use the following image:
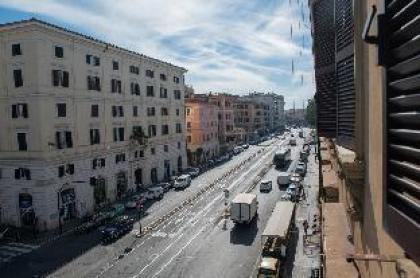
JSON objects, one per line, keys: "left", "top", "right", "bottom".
{"left": 233, "top": 99, "right": 265, "bottom": 142}
{"left": 0, "top": 19, "right": 187, "bottom": 231}
{"left": 310, "top": 0, "right": 420, "bottom": 276}
{"left": 185, "top": 94, "right": 219, "bottom": 166}
{"left": 208, "top": 93, "right": 236, "bottom": 153}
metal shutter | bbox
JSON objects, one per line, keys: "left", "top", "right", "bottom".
{"left": 312, "top": 0, "right": 337, "bottom": 138}
{"left": 336, "top": 0, "right": 355, "bottom": 150}
{"left": 385, "top": 0, "right": 420, "bottom": 263}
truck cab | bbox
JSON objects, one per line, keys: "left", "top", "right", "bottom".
{"left": 257, "top": 257, "right": 280, "bottom": 278}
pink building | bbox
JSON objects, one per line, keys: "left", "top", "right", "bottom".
{"left": 185, "top": 94, "right": 219, "bottom": 166}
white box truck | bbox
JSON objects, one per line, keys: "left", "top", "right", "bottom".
{"left": 277, "top": 172, "right": 290, "bottom": 187}
{"left": 230, "top": 193, "right": 258, "bottom": 224}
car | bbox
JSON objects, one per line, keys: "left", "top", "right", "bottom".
{"left": 260, "top": 180, "right": 273, "bottom": 192}
{"left": 281, "top": 184, "right": 298, "bottom": 201}
{"left": 183, "top": 167, "right": 200, "bottom": 178}
{"left": 157, "top": 182, "right": 171, "bottom": 192}
{"left": 242, "top": 144, "right": 249, "bottom": 149}
{"left": 169, "top": 175, "right": 178, "bottom": 187}
{"left": 125, "top": 195, "right": 145, "bottom": 209}
{"left": 207, "top": 159, "right": 215, "bottom": 168}
{"left": 146, "top": 186, "right": 164, "bottom": 200}
{"left": 233, "top": 146, "right": 243, "bottom": 155}
{"left": 103, "top": 203, "right": 125, "bottom": 219}
{"left": 173, "top": 174, "right": 191, "bottom": 189}
{"left": 101, "top": 215, "right": 135, "bottom": 244}
{"left": 296, "top": 162, "right": 307, "bottom": 176}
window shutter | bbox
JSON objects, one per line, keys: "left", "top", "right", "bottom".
{"left": 113, "top": 128, "right": 118, "bottom": 142}
{"left": 92, "top": 159, "right": 97, "bottom": 169}
{"left": 100, "top": 158, "right": 105, "bottom": 167}
{"left": 22, "top": 104, "right": 28, "bottom": 118}
{"left": 90, "top": 129, "right": 94, "bottom": 145}
{"left": 95, "top": 77, "right": 100, "bottom": 91}
{"left": 24, "top": 169, "right": 31, "bottom": 180}
{"left": 15, "top": 169, "right": 20, "bottom": 179}
{"left": 52, "top": 70, "right": 60, "bottom": 86}
{"left": 56, "top": 131, "right": 62, "bottom": 149}
{"left": 58, "top": 166, "right": 65, "bottom": 177}
{"left": 62, "top": 71, "right": 69, "bottom": 87}
{"left": 112, "top": 106, "right": 117, "bottom": 117}
{"left": 12, "top": 105, "right": 17, "bottom": 118}
{"left": 384, "top": 0, "right": 420, "bottom": 263}
{"left": 119, "top": 128, "right": 124, "bottom": 141}
{"left": 67, "top": 164, "right": 74, "bottom": 175}
{"left": 87, "top": 76, "right": 92, "bottom": 90}
{"left": 65, "top": 131, "right": 73, "bottom": 148}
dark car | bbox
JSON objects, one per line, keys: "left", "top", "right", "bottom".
{"left": 101, "top": 215, "right": 134, "bottom": 244}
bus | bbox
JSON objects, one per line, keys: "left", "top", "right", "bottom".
{"left": 273, "top": 148, "right": 291, "bottom": 169}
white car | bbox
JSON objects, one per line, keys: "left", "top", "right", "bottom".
{"left": 173, "top": 174, "right": 191, "bottom": 189}
{"left": 146, "top": 186, "right": 164, "bottom": 200}
{"left": 260, "top": 180, "right": 273, "bottom": 192}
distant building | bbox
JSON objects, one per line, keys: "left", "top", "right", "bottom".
{"left": 0, "top": 19, "right": 187, "bottom": 231}
{"left": 185, "top": 94, "right": 219, "bottom": 166}
{"left": 285, "top": 108, "right": 306, "bottom": 126}
{"left": 233, "top": 99, "right": 265, "bottom": 142}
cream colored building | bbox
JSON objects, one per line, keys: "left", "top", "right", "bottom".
{"left": 0, "top": 18, "right": 187, "bottom": 231}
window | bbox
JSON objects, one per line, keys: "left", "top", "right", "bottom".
{"left": 115, "top": 153, "right": 126, "bottom": 164}
{"left": 13, "top": 69, "right": 23, "bottom": 87}
{"left": 176, "top": 108, "right": 180, "bottom": 116}
{"left": 111, "top": 79, "right": 122, "bottom": 93}
{"left": 147, "top": 86, "right": 154, "bottom": 97}
{"left": 93, "top": 56, "right": 100, "bottom": 66}
{"left": 90, "top": 129, "right": 100, "bottom": 145}
{"left": 113, "top": 127, "right": 125, "bottom": 142}
{"left": 11, "top": 103, "right": 28, "bottom": 119}
{"left": 151, "top": 148, "right": 155, "bottom": 155}
{"left": 133, "top": 106, "right": 138, "bottom": 117}
{"left": 173, "top": 76, "right": 180, "bottom": 83}
{"left": 17, "top": 133, "right": 27, "bottom": 151}
{"left": 132, "top": 126, "right": 143, "bottom": 135}
{"left": 146, "top": 69, "right": 154, "bottom": 78}
{"left": 160, "top": 87, "right": 168, "bottom": 98}
{"left": 12, "top": 43, "right": 21, "bottom": 56}
{"left": 174, "top": 90, "right": 181, "bottom": 100}
{"left": 130, "top": 65, "right": 139, "bottom": 74}
{"left": 112, "top": 61, "right": 119, "bottom": 70}
{"left": 161, "top": 107, "right": 168, "bottom": 116}
{"left": 148, "top": 125, "right": 157, "bottom": 137}
{"left": 87, "top": 76, "right": 101, "bottom": 91}
{"left": 187, "top": 122, "right": 191, "bottom": 129}
{"left": 91, "top": 104, "right": 99, "bottom": 117}
{"left": 58, "top": 164, "right": 74, "bottom": 177}
{"left": 160, "top": 73, "right": 167, "bottom": 81}
{"left": 186, "top": 108, "right": 191, "bottom": 116}
{"left": 57, "top": 103, "right": 66, "bottom": 117}
{"left": 176, "top": 123, "right": 182, "bottom": 133}
{"left": 139, "top": 150, "right": 144, "bottom": 157}
{"left": 55, "top": 46, "right": 64, "bottom": 58}
{"left": 55, "top": 131, "right": 73, "bottom": 149}
{"left": 164, "top": 145, "right": 169, "bottom": 152}
{"left": 52, "top": 70, "right": 69, "bottom": 87}
{"left": 14, "top": 168, "right": 31, "bottom": 180}
{"left": 92, "top": 158, "right": 106, "bottom": 169}
{"left": 187, "top": 136, "right": 191, "bottom": 143}
{"left": 147, "top": 107, "right": 156, "bottom": 116}
{"left": 161, "top": 125, "right": 169, "bottom": 135}
{"left": 130, "top": 82, "right": 140, "bottom": 95}
{"left": 112, "top": 105, "right": 124, "bottom": 117}
{"left": 86, "top": 54, "right": 91, "bottom": 64}
{"left": 178, "top": 142, "right": 181, "bottom": 149}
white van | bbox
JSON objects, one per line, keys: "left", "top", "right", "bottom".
{"left": 277, "top": 172, "right": 290, "bottom": 187}
{"left": 173, "top": 174, "right": 191, "bottom": 189}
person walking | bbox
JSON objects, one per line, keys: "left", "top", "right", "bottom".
{"left": 303, "top": 219, "right": 309, "bottom": 236}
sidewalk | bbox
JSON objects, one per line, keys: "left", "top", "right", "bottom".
{"left": 292, "top": 146, "right": 321, "bottom": 278}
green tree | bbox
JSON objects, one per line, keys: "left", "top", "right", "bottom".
{"left": 306, "top": 98, "right": 316, "bottom": 127}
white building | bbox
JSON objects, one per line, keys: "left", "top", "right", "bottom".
{"left": 0, "top": 18, "right": 187, "bottom": 231}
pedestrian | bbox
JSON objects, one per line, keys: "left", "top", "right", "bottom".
{"left": 303, "top": 220, "right": 309, "bottom": 236}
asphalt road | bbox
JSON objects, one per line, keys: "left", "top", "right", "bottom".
{"left": 0, "top": 133, "right": 307, "bottom": 278}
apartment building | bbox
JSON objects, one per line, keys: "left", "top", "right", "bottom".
{"left": 185, "top": 94, "right": 219, "bottom": 166}
{"left": 242, "top": 92, "right": 285, "bottom": 132}
{"left": 0, "top": 18, "right": 187, "bottom": 231}
{"left": 233, "top": 99, "right": 266, "bottom": 142}
{"left": 208, "top": 93, "right": 236, "bottom": 153}
{"left": 310, "top": 0, "right": 419, "bottom": 277}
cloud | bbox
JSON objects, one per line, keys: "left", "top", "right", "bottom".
{"left": 0, "top": 0, "right": 314, "bottom": 108}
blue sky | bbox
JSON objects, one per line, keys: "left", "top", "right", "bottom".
{"left": 0, "top": 0, "right": 314, "bottom": 109}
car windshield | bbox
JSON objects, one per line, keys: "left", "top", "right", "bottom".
{"left": 259, "top": 268, "right": 275, "bottom": 275}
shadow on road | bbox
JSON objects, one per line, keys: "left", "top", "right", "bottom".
{"left": 229, "top": 217, "right": 259, "bottom": 246}
{"left": 282, "top": 226, "right": 299, "bottom": 277}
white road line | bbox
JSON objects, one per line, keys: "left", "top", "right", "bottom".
{"left": 151, "top": 224, "right": 208, "bottom": 278}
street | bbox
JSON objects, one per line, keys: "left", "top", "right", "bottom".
{"left": 0, "top": 134, "right": 310, "bottom": 278}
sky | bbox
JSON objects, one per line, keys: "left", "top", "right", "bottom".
{"left": 0, "top": 0, "right": 314, "bottom": 109}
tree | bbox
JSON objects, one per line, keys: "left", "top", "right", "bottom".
{"left": 306, "top": 97, "right": 316, "bottom": 127}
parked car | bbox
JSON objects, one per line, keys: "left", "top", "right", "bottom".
{"left": 183, "top": 167, "right": 200, "bottom": 178}
{"left": 101, "top": 215, "right": 134, "bottom": 244}
{"left": 207, "top": 159, "right": 215, "bottom": 168}
{"left": 157, "top": 182, "right": 171, "bottom": 192}
{"left": 173, "top": 174, "right": 192, "bottom": 189}
{"left": 281, "top": 184, "right": 298, "bottom": 201}
{"left": 169, "top": 175, "right": 178, "bottom": 187}
{"left": 295, "top": 162, "right": 307, "bottom": 177}
{"left": 260, "top": 180, "right": 273, "bottom": 192}
{"left": 242, "top": 144, "right": 249, "bottom": 149}
{"left": 277, "top": 172, "right": 290, "bottom": 187}
{"left": 103, "top": 203, "right": 125, "bottom": 219}
{"left": 146, "top": 186, "right": 164, "bottom": 200}
{"left": 125, "top": 195, "right": 145, "bottom": 209}
{"left": 233, "top": 146, "right": 244, "bottom": 155}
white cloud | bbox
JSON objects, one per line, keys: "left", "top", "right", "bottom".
{"left": 0, "top": 0, "right": 315, "bottom": 108}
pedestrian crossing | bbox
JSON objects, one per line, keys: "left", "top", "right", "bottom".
{"left": 0, "top": 242, "right": 39, "bottom": 264}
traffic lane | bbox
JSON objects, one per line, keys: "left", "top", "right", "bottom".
{"left": 156, "top": 167, "right": 286, "bottom": 278}
{"left": 52, "top": 142, "right": 280, "bottom": 278}
{"left": 98, "top": 145, "right": 279, "bottom": 278}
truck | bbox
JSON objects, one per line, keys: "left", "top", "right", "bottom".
{"left": 277, "top": 172, "right": 290, "bottom": 187}
{"left": 257, "top": 202, "right": 296, "bottom": 277}
{"left": 273, "top": 148, "right": 291, "bottom": 169}
{"left": 230, "top": 193, "right": 258, "bottom": 224}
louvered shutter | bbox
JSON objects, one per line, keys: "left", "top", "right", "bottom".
{"left": 384, "top": 0, "right": 420, "bottom": 263}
